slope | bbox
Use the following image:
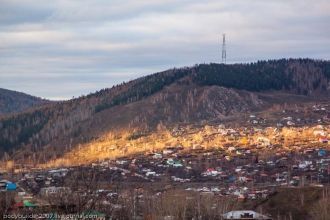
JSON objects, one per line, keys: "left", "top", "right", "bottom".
{"left": 0, "top": 58, "right": 330, "bottom": 164}
{"left": 0, "top": 88, "right": 48, "bottom": 116}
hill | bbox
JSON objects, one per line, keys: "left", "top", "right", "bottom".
{"left": 0, "top": 88, "right": 49, "bottom": 117}
{"left": 0, "top": 58, "right": 330, "bottom": 164}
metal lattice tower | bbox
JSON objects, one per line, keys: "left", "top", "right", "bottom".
{"left": 222, "top": 33, "right": 226, "bottom": 64}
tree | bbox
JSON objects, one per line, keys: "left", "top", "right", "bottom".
{"left": 310, "top": 188, "right": 330, "bottom": 220}
{"left": 0, "top": 192, "right": 15, "bottom": 215}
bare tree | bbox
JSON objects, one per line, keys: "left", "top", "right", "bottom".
{"left": 310, "top": 188, "right": 330, "bottom": 220}
{"left": 0, "top": 192, "right": 15, "bottom": 216}
{"left": 43, "top": 167, "right": 112, "bottom": 217}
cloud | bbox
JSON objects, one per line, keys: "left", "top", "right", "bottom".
{"left": 0, "top": 0, "right": 329, "bottom": 99}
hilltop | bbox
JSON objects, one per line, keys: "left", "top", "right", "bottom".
{"left": 0, "top": 88, "right": 49, "bottom": 117}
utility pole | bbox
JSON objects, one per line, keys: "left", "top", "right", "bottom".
{"left": 222, "top": 33, "right": 226, "bottom": 64}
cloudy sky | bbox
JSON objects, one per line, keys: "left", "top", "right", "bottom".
{"left": 0, "top": 0, "right": 329, "bottom": 100}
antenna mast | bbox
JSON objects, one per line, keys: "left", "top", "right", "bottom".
{"left": 222, "top": 33, "right": 226, "bottom": 64}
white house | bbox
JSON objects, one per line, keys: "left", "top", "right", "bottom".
{"left": 223, "top": 210, "right": 272, "bottom": 220}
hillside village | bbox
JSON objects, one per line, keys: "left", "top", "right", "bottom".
{"left": 1, "top": 101, "right": 330, "bottom": 219}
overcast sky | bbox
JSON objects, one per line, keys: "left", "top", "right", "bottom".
{"left": 0, "top": 0, "right": 329, "bottom": 100}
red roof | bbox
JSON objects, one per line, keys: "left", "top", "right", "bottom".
{"left": 13, "top": 201, "right": 24, "bottom": 208}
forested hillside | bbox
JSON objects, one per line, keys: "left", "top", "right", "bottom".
{"left": 193, "top": 59, "right": 330, "bottom": 94}
{"left": 0, "top": 59, "right": 329, "bottom": 162}
{"left": 0, "top": 88, "right": 48, "bottom": 116}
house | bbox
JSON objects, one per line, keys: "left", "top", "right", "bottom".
{"left": 163, "top": 149, "right": 173, "bottom": 155}
{"left": 0, "top": 181, "right": 7, "bottom": 191}
{"left": 202, "top": 168, "right": 220, "bottom": 177}
{"left": 298, "top": 161, "right": 312, "bottom": 169}
{"left": 48, "top": 168, "right": 68, "bottom": 177}
{"left": 40, "top": 186, "right": 71, "bottom": 197}
{"left": 116, "top": 160, "right": 128, "bottom": 165}
{"left": 319, "top": 137, "right": 328, "bottom": 143}
{"left": 223, "top": 210, "right": 272, "bottom": 220}
{"left": 146, "top": 171, "right": 158, "bottom": 177}
{"left": 6, "top": 182, "right": 17, "bottom": 191}
{"left": 313, "top": 130, "right": 327, "bottom": 137}
{"left": 166, "top": 158, "right": 183, "bottom": 167}
{"left": 0, "top": 180, "right": 16, "bottom": 191}
{"left": 287, "top": 121, "right": 295, "bottom": 126}
{"left": 257, "top": 137, "right": 270, "bottom": 147}
{"left": 152, "top": 153, "right": 162, "bottom": 159}
{"left": 318, "top": 149, "right": 327, "bottom": 157}
{"left": 228, "top": 146, "right": 236, "bottom": 152}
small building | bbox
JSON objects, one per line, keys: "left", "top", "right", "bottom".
{"left": 257, "top": 137, "right": 271, "bottom": 147}
{"left": 318, "top": 149, "right": 327, "bottom": 157}
{"left": 48, "top": 168, "right": 68, "bottom": 177}
{"left": 40, "top": 186, "right": 71, "bottom": 197}
{"left": 223, "top": 210, "right": 272, "bottom": 220}
{"left": 0, "top": 181, "right": 7, "bottom": 191}
{"left": 319, "top": 137, "right": 328, "bottom": 144}
{"left": 6, "top": 182, "right": 17, "bottom": 191}
{"left": 0, "top": 180, "right": 17, "bottom": 191}
{"left": 166, "top": 158, "right": 183, "bottom": 167}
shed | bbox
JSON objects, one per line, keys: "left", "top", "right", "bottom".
{"left": 23, "top": 200, "right": 37, "bottom": 208}
{"left": 6, "top": 182, "right": 17, "bottom": 191}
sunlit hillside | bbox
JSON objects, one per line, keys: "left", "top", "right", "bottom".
{"left": 37, "top": 123, "right": 329, "bottom": 168}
